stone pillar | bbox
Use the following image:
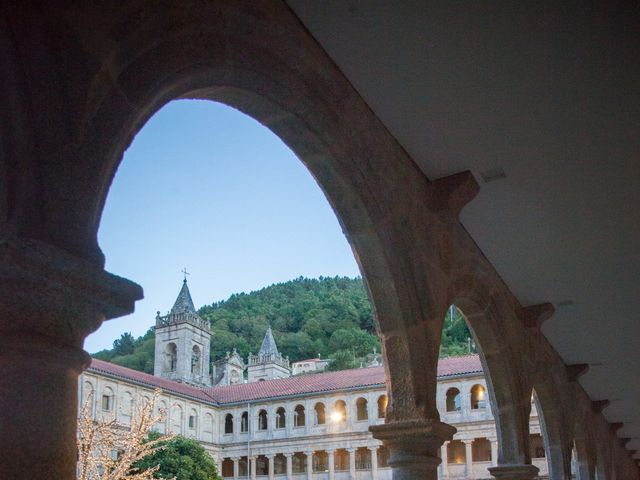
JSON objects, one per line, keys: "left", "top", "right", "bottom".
{"left": 250, "top": 456, "right": 257, "bottom": 480}
{"left": 491, "top": 440, "right": 499, "bottom": 467}
{"left": 465, "top": 440, "right": 474, "bottom": 479}
{"left": 232, "top": 457, "right": 240, "bottom": 480}
{"left": 348, "top": 448, "right": 356, "bottom": 480}
{"left": 441, "top": 442, "right": 449, "bottom": 478}
{"left": 328, "top": 450, "right": 335, "bottom": 480}
{"left": 268, "top": 455, "right": 275, "bottom": 480}
{"left": 285, "top": 453, "right": 293, "bottom": 480}
{"left": 0, "top": 239, "right": 142, "bottom": 480}
{"left": 305, "top": 451, "right": 314, "bottom": 480}
{"left": 369, "top": 447, "right": 379, "bottom": 480}
{"left": 370, "top": 419, "right": 456, "bottom": 480}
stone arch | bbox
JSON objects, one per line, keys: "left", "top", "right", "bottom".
{"left": 43, "top": 2, "right": 452, "bottom": 428}
{"left": 377, "top": 395, "right": 387, "bottom": 419}
{"left": 445, "top": 387, "right": 462, "bottom": 412}
{"left": 452, "top": 275, "right": 535, "bottom": 467}
{"left": 165, "top": 342, "right": 177, "bottom": 373}
{"left": 355, "top": 397, "right": 368, "bottom": 421}
{"left": 314, "top": 402, "right": 326, "bottom": 425}
{"left": 532, "top": 369, "right": 574, "bottom": 479}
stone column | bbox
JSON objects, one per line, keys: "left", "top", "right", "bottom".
{"left": 0, "top": 239, "right": 142, "bottom": 480}
{"left": 369, "top": 447, "right": 379, "bottom": 480}
{"left": 285, "top": 453, "right": 293, "bottom": 480}
{"left": 250, "top": 456, "right": 257, "bottom": 480}
{"left": 328, "top": 450, "right": 335, "bottom": 480}
{"left": 441, "top": 442, "right": 449, "bottom": 478}
{"left": 348, "top": 448, "right": 356, "bottom": 480}
{"left": 232, "top": 457, "right": 240, "bottom": 480}
{"left": 491, "top": 440, "right": 499, "bottom": 467}
{"left": 305, "top": 451, "right": 314, "bottom": 480}
{"left": 370, "top": 419, "right": 456, "bottom": 480}
{"left": 464, "top": 440, "right": 474, "bottom": 479}
{"left": 268, "top": 455, "right": 275, "bottom": 480}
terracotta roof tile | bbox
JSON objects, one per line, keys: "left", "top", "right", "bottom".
{"left": 88, "top": 354, "right": 482, "bottom": 405}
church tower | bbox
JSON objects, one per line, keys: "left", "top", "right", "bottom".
{"left": 154, "top": 278, "right": 211, "bottom": 386}
{"left": 247, "top": 326, "right": 291, "bottom": 382}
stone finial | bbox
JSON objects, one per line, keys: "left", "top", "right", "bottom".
{"left": 519, "top": 303, "right": 555, "bottom": 330}
{"left": 592, "top": 400, "right": 610, "bottom": 413}
{"left": 428, "top": 171, "right": 479, "bottom": 216}
{"left": 566, "top": 364, "right": 589, "bottom": 382}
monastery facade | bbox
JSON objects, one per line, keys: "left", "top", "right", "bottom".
{"left": 80, "top": 281, "right": 552, "bottom": 480}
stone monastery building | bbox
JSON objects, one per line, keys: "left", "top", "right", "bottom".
{"left": 80, "top": 281, "right": 552, "bottom": 479}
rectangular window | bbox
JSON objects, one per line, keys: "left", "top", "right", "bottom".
{"left": 189, "top": 416, "right": 195, "bottom": 428}
{"left": 102, "top": 395, "right": 112, "bottom": 411}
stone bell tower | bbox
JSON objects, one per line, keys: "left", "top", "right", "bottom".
{"left": 154, "top": 276, "right": 211, "bottom": 386}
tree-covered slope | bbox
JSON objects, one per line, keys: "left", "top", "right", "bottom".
{"left": 93, "top": 276, "right": 472, "bottom": 374}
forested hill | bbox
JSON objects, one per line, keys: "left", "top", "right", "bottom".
{"left": 93, "top": 276, "right": 472, "bottom": 374}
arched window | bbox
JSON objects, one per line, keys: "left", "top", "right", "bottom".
{"left": 240, "top": 411, "right": 248, "bottom": 433}
{"left": 188, "top": 408, "right": 198, "bottom": 430}
{"left": 313, "top": 451, "right": 328, "bottom": 472}
{"left": 224, "top": 413, "right": 233, "bottom": 434}
{"left": 155, "top": 400, "right": 168, "bottom": 433}
{"left": 334, "top": 449, "right": 349, "bottom": 470}
{"left": 377, "top": 395, "right": 388, "bottom": 418}
{"left": 294, "top": 404, "right": 305, "bottom": 427}
{"left": 101, "top": 387, "right": 114, "bottom": 412}
{"left": 472, "top": 438, "right": 491, "bottom": 461}
{"left": 447, "top": 440, "right": 466, "bottom": 464}
{"left": 274, "top": 454, "right": 287, "bottom": 474}
{"left": 166, "top": 343, "right": 178, "bottom": 372}
{"left": 230, "top": 369, "right": 240, "bottom": 384}
{"left": 191, "top": 345, "right": 201, "bottom": 375}
{"left": 121, "top": 391, "right": 134, "bottom": 425}
{"left": 471, "top": 384, "right": 487, "bottom": 409}
{"left": 171, "top": 404, "right": 183, "bottom": 433}
{"left": 356, "top": 447, "right": 371, "bottom": 470}
{"left": 222, "top": 458, "right": 234, "bottom": 477}
{"left": 446, "top": 387, "right": 462, "bottom": 412}
{"left": 276, "top": 407, "right": 286, "bottom": 429}
{"left": 356, "top": 397, "right": 368, "bottom": 421}
{"left": 314, "top": 402, "right": 326, "bottom": 425}
{"left": 293, "top": 452, "right": 307, "bottom": 473}
{"left": 256, "top": 455, "right": 269, "bottom": 475}
{"left": 333, "top": 400, "right": 347, "bottom": 423}
{"left": 82, "top": 381, "right": 95, "bottom": 416}
{"left": 258, "top": 409, "right": 268, "bottom": 431}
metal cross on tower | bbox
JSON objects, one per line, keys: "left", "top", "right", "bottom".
{"left": 181, "top": 267, "right": 190, "bottom": 282}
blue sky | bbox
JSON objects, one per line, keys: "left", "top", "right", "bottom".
{"left": 87, "top": 100, "right": 361, "bottom": 353}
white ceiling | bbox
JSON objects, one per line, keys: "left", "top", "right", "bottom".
{"left": 287, "top": 0, "right": 640, "bottom": 454}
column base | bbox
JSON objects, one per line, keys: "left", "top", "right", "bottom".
{"left": 370, "top": 419, "right": 456, "bottom": 480}
{"left": 488, "top": 464, "right": 540, "bottom": 480}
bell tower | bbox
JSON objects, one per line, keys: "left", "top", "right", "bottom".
{"left": 153, "top": 275, "right": 211, "bottom": 386}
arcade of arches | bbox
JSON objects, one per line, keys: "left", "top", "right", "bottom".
{"left": 0, "top": 2, "right": 637, "bottom": 480}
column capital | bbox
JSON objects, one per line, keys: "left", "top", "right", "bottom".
{"left": 304, "top": 451, "right": 314, "bottom": 456}
{"left": 488, "top": 464, "right": 540, "bottom": 480}
{"left": 370, "top": 419, "right": 455, "bottom": 477}
{"left": 368, "top": 446, "right": 379, "bottom": 452}
{"left": 0, "top": 237, "right": 142, "bottom": 347}
{"left": 283, "top": 452, "right": 294, "bottom": 458}
{"left": 231, "top": 457, "right": 241, "bottom": 461}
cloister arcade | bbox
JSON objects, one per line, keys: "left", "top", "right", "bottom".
{"left": 0, "top": 2, "right": 638, "bottom": 480}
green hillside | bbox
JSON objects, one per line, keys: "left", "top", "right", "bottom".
{"left": 93, "top": 276, "right": 472, "bottom": 374}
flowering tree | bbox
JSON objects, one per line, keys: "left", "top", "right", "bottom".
{"left": 77, "top": 389, "right": 173, "bottom": 480}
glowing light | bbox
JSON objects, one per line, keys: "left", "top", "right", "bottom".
{"left": 477, "top": 388, "right": 485, "bottom": 400}
{"left": 330, "top": 411, "right": 343, "bottom": 423}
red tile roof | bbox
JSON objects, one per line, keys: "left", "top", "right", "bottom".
{"left": 88, "top": 354, "right": 482, "bottom": 405}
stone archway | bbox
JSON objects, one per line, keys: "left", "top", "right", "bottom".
{"left": 1, "top": 3, "right": 464, "bottom": 479}
{"left": 452, "top": 275, "right": 539, "bottom": 479}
